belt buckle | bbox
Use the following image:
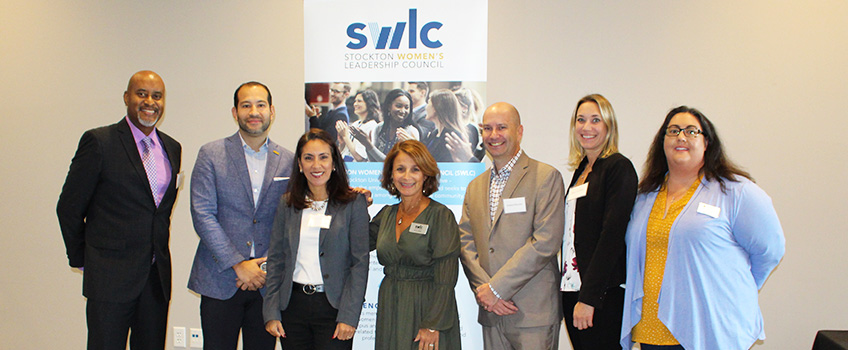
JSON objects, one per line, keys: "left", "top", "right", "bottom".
{"left": 302, "top": 284, "right": 316, "bottom": 295}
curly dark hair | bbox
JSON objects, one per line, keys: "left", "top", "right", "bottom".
{"left": 639, "top": 106, "right": 752, "bottom": 194}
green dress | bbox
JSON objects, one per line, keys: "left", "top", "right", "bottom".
{"left": 369, "top": 200, "right": 462, "bottom": 350}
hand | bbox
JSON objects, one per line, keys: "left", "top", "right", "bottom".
{"left": 233, "top": 257, "right": 267, "bottom": 291}
{"left": 349, "top": 126, "right": 370, "bottom": 144}
{"left": 396, "top": 128, "right": 415, "bottom": 141}
{"left": 475, "top": 283, "right": 499, "bottom": 309}
{"left": 350, "top": 187, "right": 373, "bottom": 206}
{"left": 305, "top": 103, "right": 321, "bottom": 118}
{"left": 573, "top": 301, "right": 595, "bottom": 330}
{"left": 445, "top": 132, "right": 473, "bottom": 162}
{"left": 414, "top": 328, "right": 439, "bottom": 350}
{"left": 490, "top": 299, "right": 518, "bottom": 316}
{"left": 332, "top": 322, "right": 356, "bottom": 341}
{"left": 335, "top": 120, "right": 350, "bottom": 138}
{"left": 265, "top": 320, "right": 286, "bottom": 338}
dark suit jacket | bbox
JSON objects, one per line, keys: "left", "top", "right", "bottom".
{"left": 568, "top": 153, "right": 637, "bottom": 308}
{"left": 58, "top": 118, "right": 182, "bottom": 302}
{"left": 309, "top": 105, "right": 349, "bottom": 141}
{"left": 187, "top": 133, "right": 294, "bottom": 300}
{"left": 262, "top": 194, "right": 370, "bottom": 328}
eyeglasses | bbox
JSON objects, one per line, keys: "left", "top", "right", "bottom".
{"left": 665, "top": 126, "right": 702, "bottom": 138}
{"left": 330, "top": 89, "right": 344, "bottom": 94}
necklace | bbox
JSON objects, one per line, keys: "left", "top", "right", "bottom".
{"left": 397, "top": 196, "right": 423, "bottom": 225}
{"left": 306, "top": 195, "right": 328, "bottom": 211}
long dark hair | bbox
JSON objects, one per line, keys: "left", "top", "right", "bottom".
{"left": 378, "top": 89, "right": 418, "bottom": 140}
{"left": 356, "top": 90, "right": 382, "bottom": 124}
{"left": 429, "top": 89, "right": 468, "bottom": 140}
{"left": 286, "top": 128, "right": 356, "bottom": 209}
{"left": 639, "top": 106, "right": 752, "bottom": 194}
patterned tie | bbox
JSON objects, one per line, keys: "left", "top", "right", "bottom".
{"left": 141, "top": 137, "right": 159, "bottom": 206}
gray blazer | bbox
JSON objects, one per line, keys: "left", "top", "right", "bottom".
{"left": 187, "top": 133, "right": 294, "bottom": 300}
{"left": 262, "top": 194, "right": 370, "bottom": 328}
{"left": 458, "top": 152, "right": 565, "bottom": 328}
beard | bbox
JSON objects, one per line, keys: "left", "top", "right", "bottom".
{"left": 239, "top": 118, "right": 270, "bottom": 135}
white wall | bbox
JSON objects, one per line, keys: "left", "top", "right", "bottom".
{"left": 1, "top": 1, "right": 845, "bottom": 349}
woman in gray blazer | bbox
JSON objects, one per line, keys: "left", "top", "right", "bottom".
{"left": 263, "top": 129, "right": 370, "bottom": 349}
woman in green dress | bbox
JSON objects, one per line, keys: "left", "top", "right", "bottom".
{"left": 369, "top": 140, "right": 462, "bottom": 350}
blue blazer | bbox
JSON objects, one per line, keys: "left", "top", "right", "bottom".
{"left": 262, "top": 194, "right": 370, "bottom": 328}
{"left": 187, "top": 133, "right": 294, "bottom": 300}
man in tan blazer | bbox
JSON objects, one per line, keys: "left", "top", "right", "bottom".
{"left": 459, "top": 102, "right": 565, "bottom": 349}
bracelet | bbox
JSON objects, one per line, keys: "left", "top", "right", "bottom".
{"left": 488, "top": 283, "right": 502, "bottom": 299}
{"left": 428, "top": 329, "right": 436, "bottom": 333}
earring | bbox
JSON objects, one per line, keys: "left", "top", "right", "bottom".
{"left": 389, "top": 183, "right": 396, "bottom": 192}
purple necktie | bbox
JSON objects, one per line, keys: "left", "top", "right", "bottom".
{"left": 141, "top": 137, "right": 160, "bottom": 206}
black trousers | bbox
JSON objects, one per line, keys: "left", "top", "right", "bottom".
{"left": 86, "top": 264, "right": 168, "bottom": 350}
{"left": 640, "top": 344, "right": 684, "bottom": 350}
{"left": 201, "top": 289, "right": 276, "bottom": 350}
{"left": 279, "top": 283, "right": 352, "bottom": 350}
{"left": 562, "top": 287, "right": 625, "bottom": 350}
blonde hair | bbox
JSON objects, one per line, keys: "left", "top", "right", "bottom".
{"left": 567, "top": 94, "right": 620, "bottom": 170}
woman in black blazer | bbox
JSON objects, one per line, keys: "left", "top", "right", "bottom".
{"left": 561, "top": 94, "right": 637, "bottom": 350}
{"left": 263, "top": 129, "right": 370, "bottom": 350}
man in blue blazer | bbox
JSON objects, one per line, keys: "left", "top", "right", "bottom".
{"left": 58, "top": 70, "right": 182, "bottom": 350}
{"left": 187, "top": 81, "right": 294, "bottom": 350}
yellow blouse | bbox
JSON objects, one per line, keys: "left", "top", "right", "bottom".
{"left": 632, "top": 178, "right": 701, "bottom": 345}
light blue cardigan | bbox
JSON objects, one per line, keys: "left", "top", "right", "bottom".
{"left": 620, "top": 176, "right": 785, "bottom": 350}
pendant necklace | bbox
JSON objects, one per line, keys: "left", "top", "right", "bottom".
{"left": 397, "top": 196, "right": 422, "bottom": 225}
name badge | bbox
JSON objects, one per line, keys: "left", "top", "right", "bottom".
{"left": 273, "top": 177, "right": 289, "bottom": 182}
{"left": 566, "top": 183, "right": 589, "bottom": 201}
{"left": 503, "top": 197, "right": 526, "bottom": 214}
{"left": 697, "top": 202, "right": 721, "bottom": 218}
{"left": 176, "top": 171, "right": 185, "bottom": 190}
{"left": 308, "top": 214, "right": 333, "bottom": 229}
{"left": 409, "top": 223, "right": 429, "bottom": 235}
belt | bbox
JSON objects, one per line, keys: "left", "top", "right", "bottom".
{"left": 293, "top": 282, "right": 324, "bottom": 295}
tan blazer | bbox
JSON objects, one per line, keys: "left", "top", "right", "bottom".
{"left": 459, "top": 152, "right": 565, "bottom": 328}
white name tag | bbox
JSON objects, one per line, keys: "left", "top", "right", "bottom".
{"left": 273, "top": 177, "right": 289, "bottom": 182}
{"left": 503, "top": 197, "right": 526, "bottom": 214}
{"left": 308, "top": 214, "right": 332, "bottom": 229}
{"left": 697, "top": 202, "right": 721, "bottom": 218}
{"left": 409, "top": 223, "right": 429, "bottom": 235}
{"left": 566, "top": 183, "right": 589, "bottom": 201}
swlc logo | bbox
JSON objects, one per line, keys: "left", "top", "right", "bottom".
{"left": 346, "top": 9, "right": 442, "bottom": 50}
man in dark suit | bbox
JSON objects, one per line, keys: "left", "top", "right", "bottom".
{"left": 58, "top": 70, "right": 182, "bottom": 350}
{"left": 308, "top": 82, "right": 350, "bottom": 141}
{"left": 408, "top": 81, "right": 435, "bottom": 136}
{"left": 187, "top": 81, "right": 294, "bottom": 350}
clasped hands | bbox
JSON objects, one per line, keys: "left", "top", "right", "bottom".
{"left": 475, "top": 283, "right": 518, "bottom": 316}
{"left": 265, "top": 320, "right": 356, "bottom": 341}
{"left": 234, "top": 257, "right": 266, "bottom": 291}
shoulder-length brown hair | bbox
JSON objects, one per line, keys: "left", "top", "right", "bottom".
{"left": 380, "top": 140, "right": 440, "bottom": 198}
{"left": 286, "top": 128, "right": 356, "bottom": 209}
{"left": 638, "top": 106, "right": 752, "bottom": 194}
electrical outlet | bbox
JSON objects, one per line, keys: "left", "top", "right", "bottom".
{"left": 173, "top": 327, "right": 186, "bottom": 348}
{"left": 189, "top": 328, "right": 203, "bottom": 348}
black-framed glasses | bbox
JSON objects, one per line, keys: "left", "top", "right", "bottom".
{"left": 666, "top": 126, "right": 702, "bottom": 138}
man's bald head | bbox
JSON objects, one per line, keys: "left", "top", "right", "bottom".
{"left": 483, "top": 102, "right": 521, "bottom": 126}
{"left": 481, "top": 102, "right": 524, "bottom": 169}
{"left": 123, "top": 70, "right": 166, "bottom": 135}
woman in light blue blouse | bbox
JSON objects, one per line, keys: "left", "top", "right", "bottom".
{"left": 620, "top": 106, "right": 785, "bottom": 350}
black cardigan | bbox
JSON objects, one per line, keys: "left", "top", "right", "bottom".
{"left": 567, "top": 152, "right": 637, "bottom": 308}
